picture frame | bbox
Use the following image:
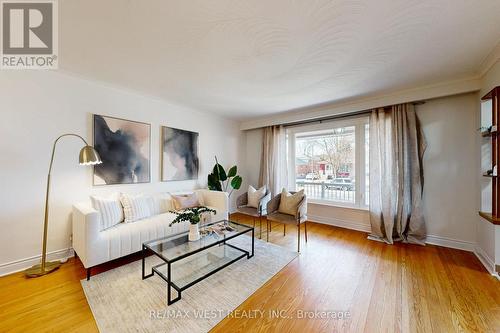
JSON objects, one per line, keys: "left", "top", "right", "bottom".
{"left": 93, "top": 114, "right": 151, "bottom": 185}
{"left": 161, "top": 126, "right": 199, "bottom": 182}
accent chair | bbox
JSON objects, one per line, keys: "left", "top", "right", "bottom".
{"left": 266, "top": 191, "right": 308, "bottom": 252}
{"left": 236, "top": 188, "right": 271, "bottom": 239}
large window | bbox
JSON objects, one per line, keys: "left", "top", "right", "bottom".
{"left": 288, "top": 117, "right": 369, "bottom": 208}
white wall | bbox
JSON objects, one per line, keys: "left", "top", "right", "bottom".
{"left": 417, "top": 93, "right": 479, "bottom": 249}
{"left": 244, "top": 92, "right": 480, "bottom": 250}
{"left": 0, "top": 70, "right": 243, "bottom": 271}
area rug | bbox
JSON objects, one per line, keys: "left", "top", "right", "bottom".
{"left": 81, "top": 236, "right": 298, "bottom": 333}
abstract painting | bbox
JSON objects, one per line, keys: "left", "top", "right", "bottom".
{"left": 93, "top": 115, "right": 151, "bottom": 185}
{"left": 161, "top": 126, "right": 199, "bottom": 181}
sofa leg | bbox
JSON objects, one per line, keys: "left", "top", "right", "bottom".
{"left": 266, "top": 220, "right": 269, "bottom": 242}
{"left": 259, "top": 216, "right": 262, "bottom": 239}
{"left": 74, "top": 251, "right": 77, "bottom": 259}
{"left": 297, "top": 224, "right": 300, "bottom": 253}
{"left": 86, "top": 267, "right": 91, "bottom": 281}
{"left": 305, "top": 221, "right": 308, "bottom": 243}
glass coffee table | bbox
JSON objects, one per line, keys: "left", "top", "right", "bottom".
{"left": 142, "top": 220, "right": 254, "bottom": 305}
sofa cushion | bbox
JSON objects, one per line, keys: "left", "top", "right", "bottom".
{"left": 203, "top": 205, "right": 225, "bottom": 223}
{"left": 100, "top": 212, "right": 190, "bottom": 261}
{"left": 90, "top": 194, "right": 123, "bottom": 231}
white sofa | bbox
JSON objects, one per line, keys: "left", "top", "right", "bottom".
{"left": 72, "top": 189, "right": 228, "bottom": 279}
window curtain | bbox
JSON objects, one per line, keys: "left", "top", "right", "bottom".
{"left": 369, "top": 103, "right": 427, "bottom": 245}
{"left": 259, "top": 125, "right": 288, "bottom": 196}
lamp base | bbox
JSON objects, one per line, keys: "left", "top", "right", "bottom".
{"left": 24, "top": 260, "right": 61, "bottom": 278}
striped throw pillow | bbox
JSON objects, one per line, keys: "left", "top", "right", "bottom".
{"left": 90, "top": 195, "right": 124, "bottom": 231}
{"left": 120, "top": 193, "right": 153, "bottom": 223}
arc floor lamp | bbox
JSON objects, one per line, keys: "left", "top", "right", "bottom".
{"left": 25, "top": 133, "right": 102, "bottom": 278}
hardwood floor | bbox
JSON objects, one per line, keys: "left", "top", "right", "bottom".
{"left": 1, "top": 214, "right": 498, "bottom": 332}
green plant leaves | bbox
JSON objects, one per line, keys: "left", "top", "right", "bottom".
{"left": 208, "top": 173, "right": 222, "bottom": 191}
{"left": 212, "top": 165, "right": 219, "bottom": 180}
{"left": 168, "top": 206, "right": 216, "bottom": 226}
{"left": 213, "top": 163, "right": 227, "bottom": 181}
{"left": 208, "top": 157, "right": 242, "bottom": 195}
{"left": 231, "top": 175, "right": 242, "bottom": 190}
{"left": 227, "top": 166, "right": 237, "bottom": 177}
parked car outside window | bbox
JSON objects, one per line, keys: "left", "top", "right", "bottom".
{"left": 325, "top": 178, "right": 355, "bottom": 191}
{"left": 305, "top": 173, "right": 320, "bottom": 180}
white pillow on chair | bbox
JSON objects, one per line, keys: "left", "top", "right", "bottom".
{"left": 247, "top": 185, "right": 266, "bottom": 208}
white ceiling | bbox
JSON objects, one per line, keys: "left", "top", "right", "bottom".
{"left": 60, "top": 0, "right": 500, "bottom": 120}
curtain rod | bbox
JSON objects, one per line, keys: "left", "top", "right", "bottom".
{"left": 282, "top": 101, "right": 425, "bottom": 128}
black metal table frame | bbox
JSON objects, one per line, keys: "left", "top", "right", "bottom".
{"left": 142, "top": 221, "right": 254, "bottom": 305}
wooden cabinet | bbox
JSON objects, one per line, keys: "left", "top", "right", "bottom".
{"left": 479, "top": 86, "right": 500, "bottom": 225}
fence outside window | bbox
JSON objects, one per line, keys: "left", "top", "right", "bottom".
{"left": 296, "top": 181, "right": 355, "bottom": 203}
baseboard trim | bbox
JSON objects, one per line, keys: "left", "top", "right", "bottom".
{"left": 473, "top": 245, "right": 498, "bottom": 277}
{"left": 0, "top": 248, "right": 74, "bottom": 277}
{"left": 308, "top": 215, "right": 477, "bottom": 252}
{"left": 308, "top": 214, "right": 371, "bottom": 233}
{"left": 425, "top": 235, "right": 475, "bottom": 252}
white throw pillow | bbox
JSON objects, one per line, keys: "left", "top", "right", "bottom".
{"left": 120, "top": 193, "right": 153, "bottom": 223}
{"left": 247, "top": 185, "right": 266, "bottom": 208}
{"left": 90, "top": 195, "right": 124, "bottom": 231}
{"left": 278, "top": 189, "right": 304, "bottom": 216}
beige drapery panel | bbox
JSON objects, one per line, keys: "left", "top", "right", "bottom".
{"left": 259, "top": 125, "right": 288, "bottom": 196}
{"left": 369, "top": 103, "right": 427, "bottom": 245}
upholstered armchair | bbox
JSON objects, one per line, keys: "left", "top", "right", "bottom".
{"left": 236, "top": 189, "right": 271, "bottom": 239}
{"left": 266, "top": 192, "right": 308, "bottom": 252}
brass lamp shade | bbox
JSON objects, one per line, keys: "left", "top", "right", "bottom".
{"left": 79, "top": 145, "right": 102, "bottom": 165}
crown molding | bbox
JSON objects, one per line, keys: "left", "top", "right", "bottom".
{"left": 478, "top": 41, "right": 500, "bottom": 78}
{"left": 239, "top": 76, "right": 481, "bottom": 130}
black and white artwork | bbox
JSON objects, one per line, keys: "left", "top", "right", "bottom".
{"left": 93, "top": 115, "right": 151, "bottom": 185}
{"left": 161, "top": 126, "right": 199, "bottom": 181}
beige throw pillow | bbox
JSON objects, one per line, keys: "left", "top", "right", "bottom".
{"left": 278, "top": 189, "right": 304, "bottom": 216}
{"left": 247, "top": 185, "right": 266, "bottom": 208}
{"left": 171, "top": 192, "right": 201, "bottom": 211}
{"left": 120, "top": 193, "right": 153, "bottom": 223}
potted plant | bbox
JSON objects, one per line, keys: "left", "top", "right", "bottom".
{"left": 169, "top": 206, "right": 216, "bottom": 241}
{"left": 207, "top": 156, "right": 242, "bottom": 197}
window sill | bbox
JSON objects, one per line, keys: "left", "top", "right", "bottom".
{"left": 307, "top": 199, "right": 369, "bottom": 211}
